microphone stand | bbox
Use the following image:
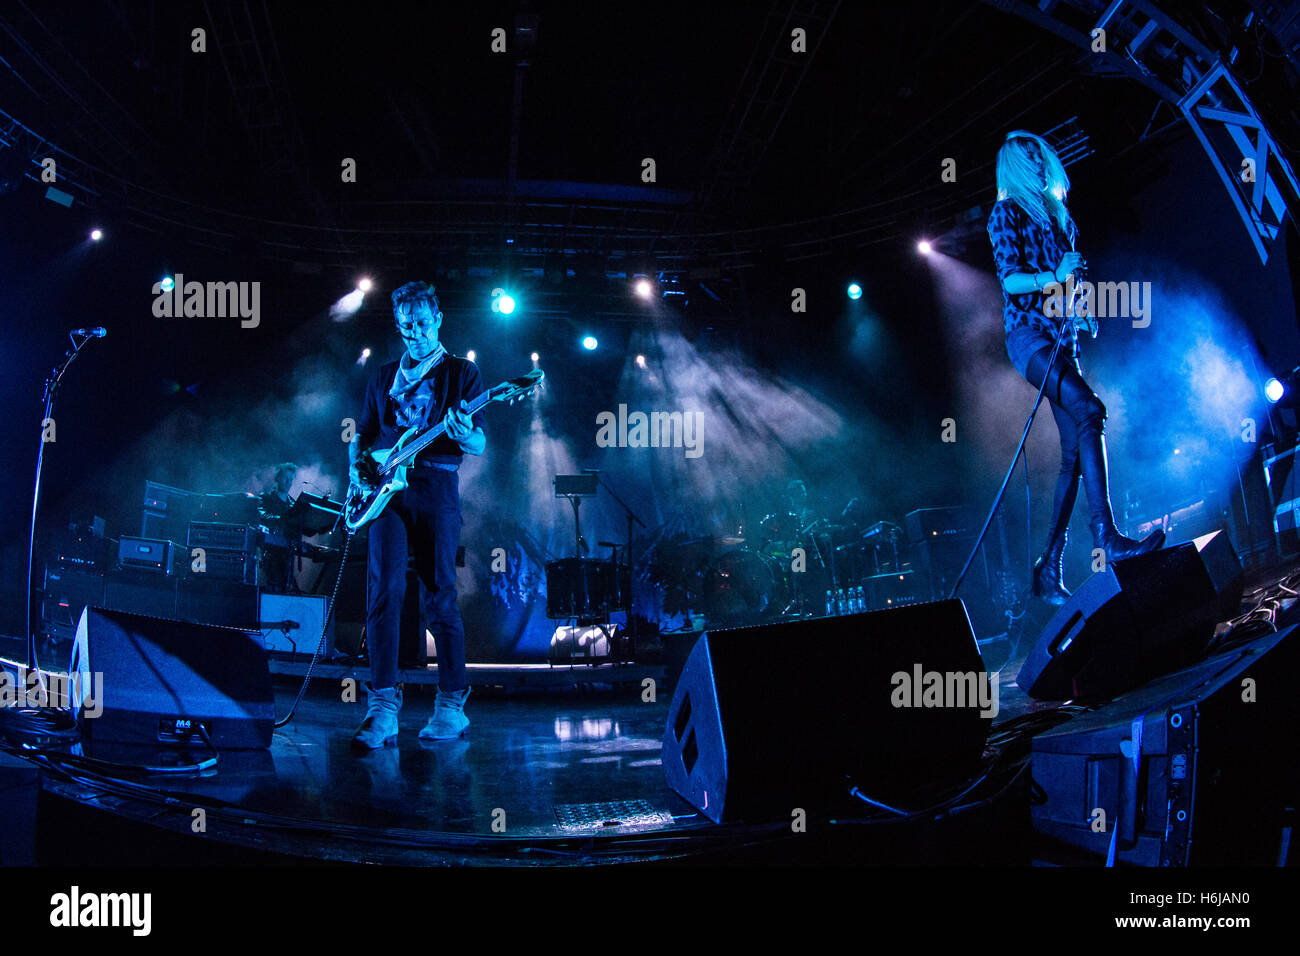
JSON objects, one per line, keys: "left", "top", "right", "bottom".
{"left": 27, "top": 330, "right": 102, "bottom": 679}
{"left": 949, "top": 280, "right": 1082, "bottom": 602}
{"left": 584, "top": 469, "right": 646, "bottom": 657}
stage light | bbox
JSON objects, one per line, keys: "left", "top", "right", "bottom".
{"left": 358, "top": 277, "right": 373, "bottom": 292}
{"left": 635, "top": 354, "right": 647, "bottom": 368}
{"left": 582, "top": 335, "right": 598, "bottom": 351}
{"left": 160, "top": 275, "right": 175, "bottom": 292}
{"left": 531, "top": 351, "right": 539, "bottom": 363}
{"left": 847, "top": 282, "right": 862, "bottom": 300}
{"left": 466, "top": 349, "right": 477, "bottom": 362}
{"left": 917, "top": 240, "right": 933, "bottom": 255}
{"left": 89, "top": 228, "right": 103, "bottom": 242}
{"left": 357, "top": 347, "right": 371, "bottom": 366}
{"left": 1265, "top": 377, "right": 1285, "bottom": 403}
{"left": 491, "top": 287, "right": 518, "bottom": 315}
{"left": 633, "top": 278, "right": 653, "bottom": 299}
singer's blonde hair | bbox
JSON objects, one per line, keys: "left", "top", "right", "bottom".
{"left": 996, "top": 131, "right": 1074, "bottom": 237}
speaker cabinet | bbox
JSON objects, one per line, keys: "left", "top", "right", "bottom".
{"left": 1017, "top": 531, "right": 1244, "bottom": 701}
{"left": 71, "top": 606, "right": 274, "bottom": 749}
{"left": 662, "top": 599, "right": 991, "bottom": 824}
{"left": 1031, "top": 624, "right": 1300, "bottom": 866}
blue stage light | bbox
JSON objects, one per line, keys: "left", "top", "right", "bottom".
{"left": 90, "top": 229, "right": 103, "bottom": 242}
{"left": 499, "top": 294, "right": 516, "bottom": 315}
{"left": 582, "top": 335, "right": 598, "bottom": 351}
{"left": 160, "top": 275, "right": 175, "bottom": 292}
{"left": 847, "top": 282, "right": 862, "bottom": 300}
{"left": 1265, "top": 377, "right": 1285, "bottom": 403}
{"left": 917, "top": 240, "right": 933, "bottom": 255}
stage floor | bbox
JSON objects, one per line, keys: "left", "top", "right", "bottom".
{"left": 5, "top": 548, "right": 1293, "bottom": 866}
{"left": 5, "top": 654, "right": 1048, "bottom": 866}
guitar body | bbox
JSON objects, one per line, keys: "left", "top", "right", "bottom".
{"left": 341, "top": 368, "right": 544, "bottom": 534}
{"left": 345, "top": 433, "right": 416, "bottom": 533}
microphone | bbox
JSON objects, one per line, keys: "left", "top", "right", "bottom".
{"left": 72, "top": 327, "right": 107, "bottom": 337}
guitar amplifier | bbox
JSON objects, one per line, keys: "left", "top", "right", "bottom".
{"left": 187, "top": 521, "right": 261, "bottom": 552}
{"left": 905, "top": 507, "right": 975, "bottom": 601}
{"left": 862, "top": 569, "right": 924, "bottom": 610}
{"left": 192, "top": 548, "right": 258, "bottom": 584}
{"left": 42, "top": 566, "right": 107, "bottom": 641}
{"left": 117, "top": 536, "right": 180, "bottom": 575}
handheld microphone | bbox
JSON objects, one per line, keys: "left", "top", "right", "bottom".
{"left": 72, "top": 327, "right": 107, "bottom": 337}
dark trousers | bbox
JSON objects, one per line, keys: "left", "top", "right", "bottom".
{"left": 365, "top": 468, "right": 467, "bottom": 691}
{"left": 1022, "top": 344, "right": 1115, "bottom": 541}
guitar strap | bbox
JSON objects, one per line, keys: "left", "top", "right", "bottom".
{"left": 426, "top": 357, "right": 455, "bottom": 430}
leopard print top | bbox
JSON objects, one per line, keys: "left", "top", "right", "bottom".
{"left": 987, "top": 198, "right": 1078, "bottom": 346}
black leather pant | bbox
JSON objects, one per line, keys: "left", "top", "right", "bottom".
{"left": 1022, "top": 344, "right": 1116, "bottom": 544}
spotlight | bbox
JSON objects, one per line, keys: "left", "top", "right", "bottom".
{"left": 1265, "top": 377, "right": 1285, "bottom": 403}
{"left": 466, "top": 349, "right": 477, "bottom": 362}
{"left": 160, "top": 275, "right": 175, "bottom": 292}
{"left": 89, "top": 228, "right": 103, "bottom": 242}
{"left": 635, "top": 354, "right": 647, "bottom": 368}
{"left": 357, "top": 347, "right": 371, "bottom": 366}
{"left": 847, "top": 282, "right": 862, "bottom": 300}
{"left": 531, "top": 351, "right": 539, "bottom": 363}
{"left": 917, "top": 240, "right": 933, "bottom": 255}
{"left": 358, "top": 277, "right": 373, "bottom": 292}
{"left": 491, "top": 288, "right": 517, "bottom": 315}
{"left": 633, "top": 278, "right": 653, "bottom": 299}
{"left": 581, "top": 336, "right": 598, "bottom": 351}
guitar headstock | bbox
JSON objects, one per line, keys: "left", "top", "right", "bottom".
{"left": 487, "top": 368, "right": 545, "bottom": 406}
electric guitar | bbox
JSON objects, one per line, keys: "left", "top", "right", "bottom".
{"left": 343, "top": 369, "right": 544, "bottom": 532}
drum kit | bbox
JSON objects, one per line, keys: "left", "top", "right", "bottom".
{"left": 644, "top": 500, "right": 908, "bottom": 627}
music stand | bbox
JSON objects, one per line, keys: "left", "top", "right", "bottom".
{"left": 554, "top": 473, "right": 599, "bottom": 557}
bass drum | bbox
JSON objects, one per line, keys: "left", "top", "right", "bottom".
{"left": 545, "top": 558, "right": 617, "bottom": 620}
{"left": 701, "top": 549, "right": 786, "bottom": 625}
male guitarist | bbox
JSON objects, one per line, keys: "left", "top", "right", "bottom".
{"left": 348, "top": 281, "right": 485, "bottom": 747}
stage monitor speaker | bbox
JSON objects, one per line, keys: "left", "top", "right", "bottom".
{"left": 662, "top": 599, "right": 991, "bottom": 824}
{"left": 1031, "top": 624, "right": 1300, "bottom": 866}
{"left": 71, "top": 606, "right": 274, "bottom": 749}
{"left": 1017, "top": 531, "right": 1243, "bottom": 702}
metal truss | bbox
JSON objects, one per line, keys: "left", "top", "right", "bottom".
{"left": 1180, "top": 60, "right": 1300, "bottom": 263}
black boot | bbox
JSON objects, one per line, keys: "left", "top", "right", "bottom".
{"left": 1031, "top": 528, "right": 1071, "bottom": 606}
{"left": 1078, "top": 428, "right": 1165, "bottom": 563}
{"left": 1090, "top": 519, "right": 1165, "bottom": 563}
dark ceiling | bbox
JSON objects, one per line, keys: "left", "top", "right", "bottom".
{"left": 1, "top": 0, "right": 1296, "bottom": 283}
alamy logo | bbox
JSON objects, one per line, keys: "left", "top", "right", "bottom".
{"left": 49, "top": 886, "right": 151, "bottom": 936}
{"left": 890, "top": 664, "right": 998, "bottom": 718}
{"left": 0, "top": 666, "right": 102, "bottom": 718}
{"left": 1043, "top": 277, "right": 1152, "bottom": 328}
{"left": 152, "top": 272, "right": 261, "bottom": 328}
{"left": 596, "top": 404, "right": 703, "bottom": 459}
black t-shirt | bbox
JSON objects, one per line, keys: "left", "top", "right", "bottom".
{"left": 355, "top": 355, "right": 486, "bottom": 465}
